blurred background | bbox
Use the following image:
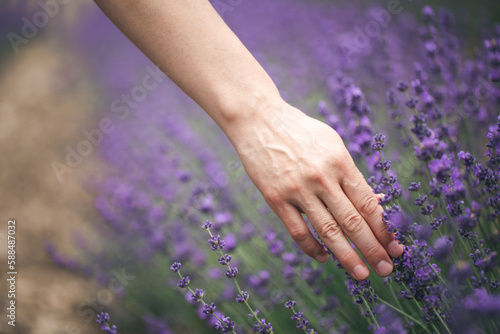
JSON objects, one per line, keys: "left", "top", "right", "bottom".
{"left": 1, "top": 1, "right": 500, "bottom": 334}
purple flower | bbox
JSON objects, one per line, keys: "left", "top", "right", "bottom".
{"left": 464, "top": 289, "right": 500, "bottom": 314}
{"left": 236, "top": 291, "right": 249, "bottom": 304}
{"left": 405, "top": 97, "right": 419, "bottom": 109}
{"left": 202, "top": 220, "right": 213, "bottom": 230}
{"left": 218, "top": 254, "right": 232, "bottom": 265}
{"left": 421, "top": 204, "right": 435, "bottom": 215}
{"left": 191, "top": 288, "right": 204, "bottom": 302}
{"left": 428, "top": 154, "right": 453, "bottom": 182}
{"left": 375, "top": 160, "right": 392, "bottom": 171}
{"left": 414, "top": 195, "right": 428, "bottom": 206}
{"left": 208, "top": 235, "right": 226, "bottom": 251}
{"left": 143, "top": 314, "right": 173, "bottom": 334}
{"left": 175, "top": 170, "right": 193, "bottom": 183}
{"left": 291, "top": 311, "right": 304, "bottom": 321}
{"left": 170, "top": 262, "right": 181, "bottom": 273}
{"left": 414, "top": 137, "right": 446, "bottom": 161}
{"left": 431, "top": 236, "right": 453, "bottom": 260}
{"left": 430, "top": 217, "right": 443, "bottom": 230}
{"left": 215, "top": 315, "right": 235, "bottom": 333}
{"left": 268, "top": 239, "right": 284, "bottom": 256}
{"left": 223, "top": 233, "right": 237, "bottom": 252}
{"left": 396, "top": 81, "right": 409, "bottom": 92}
{"left": 424, "top": 41, "right": 437, "bottom": 57}
{"left": 409, "top": 182, "right": 421, "bottom": 191}
{"left": 214, "top": 211, "right": 232, "bottom": 226}
{"left": 458, "top": 151, "right": 476, "bottom": 167}
{"left": 203, "top": 302, "right": 216, "bottom": 315}
{"left": 225, "top": 266, "right": 238, "bottom": 278}
{"left": 372, "top": 134, "right": 386, "bottom": 151}
{"left": 100, "top": 324, "right": 119, "bottom": 334}
{"left": 96, "top": 312, "right": 110, "bottom": 324}
{"left": 178, "top": 276, "right": 190, "bottom": 288}
{"left": 96, "top": 312, "right": 119, "bottom": 334}
{"left": 253, "top": 318, "right": 274, "bottom": 333}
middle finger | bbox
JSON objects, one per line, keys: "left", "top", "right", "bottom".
{"left": 320, "top": 183, "right": 394, "bottom": 277}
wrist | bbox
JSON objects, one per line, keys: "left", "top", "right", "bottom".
{"left": 218, "top": 88, "right": 286, "bottom": 146}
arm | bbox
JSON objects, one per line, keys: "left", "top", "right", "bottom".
{"left": 94, "top": 0, "right": 403, "bottom": 280}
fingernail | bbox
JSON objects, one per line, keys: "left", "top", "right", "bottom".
{"left": 316, "top": 252, "right": 329, "bottom": 263}
{"left": 352, "top": 264, "right": 369, "bottom": 280}
{"left": 388, "top": 240, "right": 404, "bottom": 257}
{"left": 376, "top": 260, "right": 393, "bottom": 276}
{"left": 315, "top": 248, "right": 329, "bottom": 262}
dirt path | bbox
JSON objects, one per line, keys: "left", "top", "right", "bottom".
{"left": 0, "top": 38, "right": 103, "bottom": 334}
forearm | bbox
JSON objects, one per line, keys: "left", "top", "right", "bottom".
{"left": 94, "top": 0, "right": 403, "bottom": 280}
{"left": 94, "top": 0, "right": 282, "bottom": 141}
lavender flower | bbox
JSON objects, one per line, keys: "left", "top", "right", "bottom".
{"left": 284, "top": 300, "right": 318, "bottom": 333}
{"left": 178, "top": 276, "right": 190, "bottom": 288}
{"left": 170, "top": 262, "right": 181, "bottom": 272}
{"left": 96, "top": 312, "right": 119, "bottom": 334}
{"left": 236, "top": 291, "right": 249, "bottom": 304}
{"left": 55, "top": 3, "right": 500, "bottom": 334}
{"left": 203, "top": 302, "right": 216, "bottom": 315}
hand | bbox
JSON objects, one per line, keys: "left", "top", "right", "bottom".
{"left": 94, "top": 0, "right": 404, "bottom": 280}
{"left": 228, "top": 100, "right": 404, "bottom": 280}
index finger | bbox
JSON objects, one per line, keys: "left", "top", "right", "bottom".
{"left": 341, "top": 165, "right": 404, "bottom": 258}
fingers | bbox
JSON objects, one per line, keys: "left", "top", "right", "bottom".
{"left": 320, "top": 184, "right": 394, "bottom": 277}
{"left": 342, "top": 167, "right": 404, "bottom": 258}
{"left": 375, "top": 193, "right": 404, "bottom": 256}
{"left": 302, "top": 199, "right": 370, "bottom": 280}
{"left": 274, "top": 203, "right": 329, "bottom": 263}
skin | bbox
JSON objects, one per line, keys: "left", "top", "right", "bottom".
{"left": 94, "top": 0, "right": 404, "bottom": 280}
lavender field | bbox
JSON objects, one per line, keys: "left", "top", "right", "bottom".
{"left": 2, "top": 1, "right": 500, "bottom": 333}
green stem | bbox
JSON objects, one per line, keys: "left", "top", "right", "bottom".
{"left": 388, "top": 284, "right": 405, "bottom": 312}
{"left": 361, "top": 295, "right": 380, "bottom": 329}
{"left": 408, "top": 235, "right": 448, "bottom": 288}
{"left": 207, "top": 228, "right": 265, "bottom": 329}
{"left": 290, "top": 306, "right": 310, "bottom": 334}
{"left": 177, "top": 271, "right": 237, "bottom": 334}
{"left": 432, "top": 308, "right": 452, "bottom": 334}
{"left": 441, "top": 199, "right": 471, "bottom": 258}
{"left": 401, "top": 283, "right": 425, "bottom": 314}
{"left": 430, "top": 321, "right": 441, "bottom": 334}
{"left": 378, "top": 298, "right": 431, "bottom": 333}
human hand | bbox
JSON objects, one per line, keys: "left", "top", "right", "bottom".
{"left": 95, "top": 0, "right": 403, "bottom": 281}
{"left": 227, "top": 99, "right": 404, "bottom": 280}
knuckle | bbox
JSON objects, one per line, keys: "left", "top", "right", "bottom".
{"left": 363, "top": 242, "right": 383, "bottom": 259}
{"left": 285, "top": 182, "right": 302, "bottom": 195}
{"left": 317, "top": 221, "right": 343, "bottom": 241}
{"left": 342, "top": 162, "right": 363, "bottom": 179}
{"left": 360, "top": 196, "right": 381, "bottom": 217}
{"left": 337, "top": 149, "right": 352, "bottom": 163}
{"left": 288, "top": 227, "right": 310, "bottom": 243}
{"left": 309, "top": 169, "right": 324, "bottom": 183}
{"left": 302, "top": 241, "right": 321, "bottom": 257}
{"left": 345, "top": 165, "right": 362, "bottom": 180}
{"left": 332, "top": 154, "right": 349, "bottom": 170}
{"left": 264, "top": 188, "right": 285, "bottom": 207}
{"left": 342, "top": 213, "right": 365, "bottom": 235}
{"left": 333, "top": 248, "right": 353, "bottom": 264}
{"left": 373, "top": 222, "right": 390, "bottom": 239}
